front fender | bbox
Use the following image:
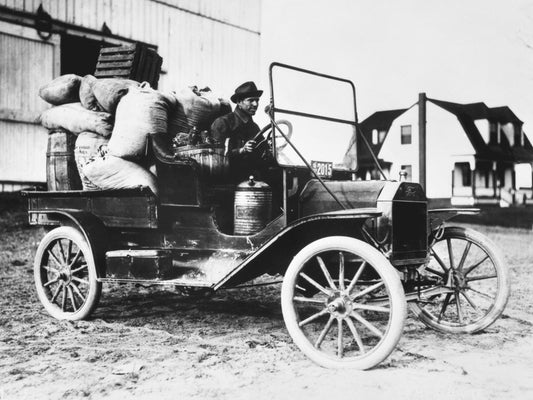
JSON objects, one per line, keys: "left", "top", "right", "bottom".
{"left": 29, "top": 210, "right": 108, "bottom": 277}
{"left": 428, "top": 208, "right": 480, "bottom": 232}
{"left": 214, "top": 208, "right": 382, "bottom": 289}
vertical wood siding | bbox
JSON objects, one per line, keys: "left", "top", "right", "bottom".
{"left": 0, "top": 0, "right": 261, "bottom": 188}
{"left": 1, "top": 0, "right": 262, "bottom": 92}
{"left": 1, "top": 0, "right": 261, "bottom": 94}
{"left": 0, "top": 25, "right": 57, "bottom": 183}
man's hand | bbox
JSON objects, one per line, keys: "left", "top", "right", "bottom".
{"left": 240, "top": 140, "right": 256, "bottom": 154}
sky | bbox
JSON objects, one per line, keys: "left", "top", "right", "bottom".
{"left": 260, "top": 0, "right": 533, "bottom": 137}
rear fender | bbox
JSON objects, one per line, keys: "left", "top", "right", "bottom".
{"left": 214, "top": 208, "right": 381, "bottom": 289}
{"left": 29, "top": 210, "right": 108, "bottom": 277}
{"left": 428, "top": 208, "right": 480, "bottom": 232}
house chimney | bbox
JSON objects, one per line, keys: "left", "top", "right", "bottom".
{"left": 418, "top": 92, "right": 427, "bottom": 191}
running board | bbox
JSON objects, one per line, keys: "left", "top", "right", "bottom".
{"left": 97, "top": 277, "right": 214, "bottom": 288}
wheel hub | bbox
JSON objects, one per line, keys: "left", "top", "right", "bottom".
{"left": 58, "top": 268, "right": 72, "bottom": 284}
{"left": 452, "top": 271, "right": 467, "bottom": 289}
{"left": 327, "top": 294, "right": 353, "bottom": 318}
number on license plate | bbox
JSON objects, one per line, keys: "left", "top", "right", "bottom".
{"left": 311, "top": 160, "right": 333, "bottom": 178}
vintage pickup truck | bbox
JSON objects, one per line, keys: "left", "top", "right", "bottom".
{"left": 23, "top": 63, "right": 510, "bottom": 369}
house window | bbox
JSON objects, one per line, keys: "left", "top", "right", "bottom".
{"left": 372, "top": 129, "right": 387, "bottom": 145}
{"left": 458, "top": 163, "right": 471, "bottom": 186}
{"left": 489, "top": 122, "right": 498, "bottom": 144}
{"left": 514, "top": 124, "right": 523, "bottom": 147}
{"left": 401, "top": 125, "right": 412, "bottom": 145}
{"left": 484, "top": 170, "right": 490, "bottom": 188}
{"left": 379, "top": 129, "right": 387, "bottom": 143}
{"left": 400, "top": 164, "right": 412, "bottom": 181}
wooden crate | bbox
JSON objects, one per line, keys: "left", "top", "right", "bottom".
{"left": 94, "top": 43, "right": 163, "bottom": 88}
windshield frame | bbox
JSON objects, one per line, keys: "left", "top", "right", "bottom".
{"left": 267, "top": 62, "right": 359, "bottom": 172}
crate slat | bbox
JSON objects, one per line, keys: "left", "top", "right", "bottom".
{"left": 94, "top": 44, "right": 162, "bottom": 87}
{"left": 99, "top": 44, "right": 138, "bottom": 54}
{"left": 94, "top": 70, "right": 131, "bottom": 77}
{"left": 96, "top": 60, "right": 134, "bottom": 69}
{"left": 98, "top": 53, "right": 136, "bottom": 62}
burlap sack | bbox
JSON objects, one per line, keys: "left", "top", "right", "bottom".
{"left": 38, "top": 74, "right": 81, "bottom": 105}
{"left": 168, "top": 86, "right": 227, "bottom": 134}
{"left": 74, "top": 131, "right": 109, "bottom": 189}
{"left": 79, "top": 75, "right": 103, "bottom": 112}
{"left": 40, "top": 103, "right": 113, "bottom": 137}
{"left": 219, "top": 97, "right": 232, "bottom": 116}
{"left": 82, "top": 153, "right": 158, "bottom": 196}
{"left": 92, "top": 78, "right": 140, "bottom": 113}
{"left": 108, "top": 86, "right": 174, "bottom": 160}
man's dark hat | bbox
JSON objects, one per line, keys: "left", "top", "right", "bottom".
{"left": 230, "top": 81, "right": 263, "bottom": 103}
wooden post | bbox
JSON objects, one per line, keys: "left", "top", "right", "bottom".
{"left": 451, "top": 167, "right": 455, "bottom": 197}
{"left": 492, "top": 162, "right": 497, "bottom": 198}
{"left": 471, "top": 167, "right": 476, "bottom": 199}
{"left": 418, "top": 93, "right": 427, "bottom": 191}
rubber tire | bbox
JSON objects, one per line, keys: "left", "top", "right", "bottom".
{"left": 34, "top": 226, "right": 102, "bottom": 320}
{"left": 410, "top": 226, "right": 510, "bottom": 334}
{"left": 281, "top": 236, "right": 407, "bottom": 369}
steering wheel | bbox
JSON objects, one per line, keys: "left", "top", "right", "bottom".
{"left": 253, "top": 120, "right": 293, "bottom": 158}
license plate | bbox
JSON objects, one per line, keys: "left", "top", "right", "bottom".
{"left": 311, "top": 160, "right": 333, "bottom": 178}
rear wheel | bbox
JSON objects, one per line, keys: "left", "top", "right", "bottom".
{"left": 34, "top": 226, "right": 101, "bottom": 320}
{"left": 410, "top": 226, "right": 510, "bottom": 333}
{"left": 281, "top": 236, "right": 406, "bottom": 369}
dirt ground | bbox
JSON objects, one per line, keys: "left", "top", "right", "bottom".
{"left": 1, "top": 203, "right": 532, "bottom": 400}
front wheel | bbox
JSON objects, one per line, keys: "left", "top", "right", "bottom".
{"left": 34, "top": 226, "right": 102, "bottom": 320}
{"left": 410, "top": 226, "right": 510, "bottom": 333}
{"left": 281, "top": 236, "right": 407, "bottom": 369}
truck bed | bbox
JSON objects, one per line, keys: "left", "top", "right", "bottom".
{"left": 22, "top": 188, "right": 158, "bottom": 229}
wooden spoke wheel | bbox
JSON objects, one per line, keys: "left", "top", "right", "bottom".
{"left": 34, "top": 226, "right": 101, "bottom": 320}
{"left": 411, "top": 226, "right": 510, "bottom": 334}
{"left": 281, "top": 236, "right": 406, "bottom": 369}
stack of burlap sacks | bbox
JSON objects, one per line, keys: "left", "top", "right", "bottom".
{"left": 39, "top": 74, "right": 230, "bottom": 196}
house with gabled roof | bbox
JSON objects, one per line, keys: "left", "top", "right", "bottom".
{"left": 357, "top": 93, "right": 533, "bottom": 207}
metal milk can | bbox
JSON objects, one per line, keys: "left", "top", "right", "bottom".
{"left": 234, "top": 176, "right": 272, "bottom": 235}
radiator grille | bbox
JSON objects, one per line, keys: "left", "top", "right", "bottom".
{"left": 391, "top": 201, "right": 428, "bottom": 264}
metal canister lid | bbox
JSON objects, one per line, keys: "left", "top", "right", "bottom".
{"left": 236, "top": 176, "right": 271, "bottom": 191}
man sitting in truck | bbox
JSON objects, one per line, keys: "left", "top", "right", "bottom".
{"left": 210, "top": 81, "right": 265, "bottom": 183}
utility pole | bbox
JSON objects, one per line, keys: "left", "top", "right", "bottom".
{"left": 418, "top": 92, "right": 427, "bottom": 191}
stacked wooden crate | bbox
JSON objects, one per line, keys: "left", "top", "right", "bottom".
{"left": 94, "top": 44, "right": 163, "bottom": 88}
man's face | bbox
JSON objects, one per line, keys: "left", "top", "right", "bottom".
{"left": 238, "top": 97, "right": 260, "bottom": 116}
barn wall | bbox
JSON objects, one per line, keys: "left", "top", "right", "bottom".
{"left": 0, "top": 21, "right": 59, "bottom": 189}
{"left": 0, "top": 0, "right": 261, "bottom": 93}
{"left": 0, "top": 0, "right": 262, "bottom": 190}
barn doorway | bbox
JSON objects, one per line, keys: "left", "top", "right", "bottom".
{"left": 60, "top": 34, "right": 109, "bottom": 76}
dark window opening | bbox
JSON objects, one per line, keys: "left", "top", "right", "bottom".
{"left": 458, "top": 163, "right": 471, "bottom": 186}
{"left": 61, "top": 34, "right": 113, "bottom": 76}
{"left": 401, "top": 125, "right": 412, "bottom": 145}
{"left": 489, "top": 122, "right": 498, "bottom": 144}
{"left": 514, "top": 124, "right": 523, "bottom": 147}
{"left": 484, "top": 169, "right": 490, "bottom": 188}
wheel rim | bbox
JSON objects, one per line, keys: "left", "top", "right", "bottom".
{"left": 289, "top": 249, "right": 394, "bottom": 361}
{"left": 417, "top": 234, "right": 501, "bottom": 328}
{"left": 38, "top": 237, "right": 92, "bottom": 314}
